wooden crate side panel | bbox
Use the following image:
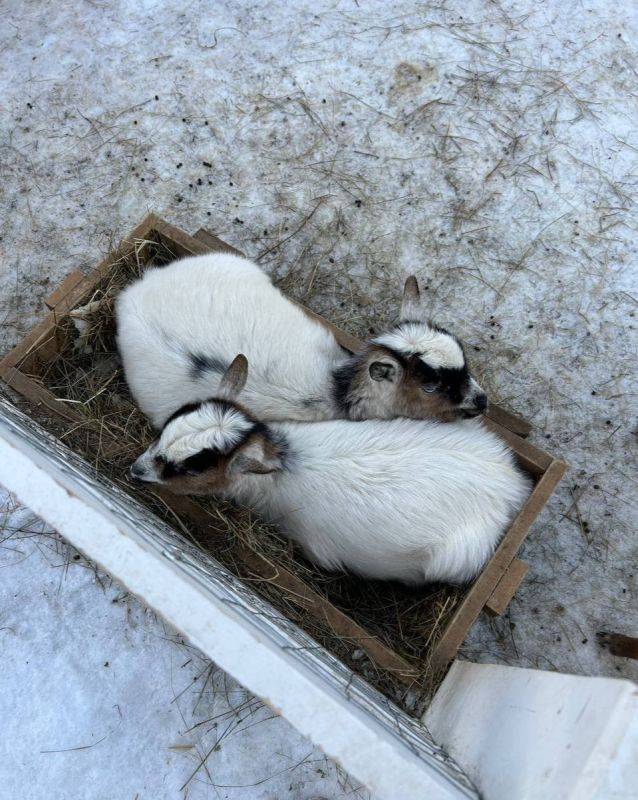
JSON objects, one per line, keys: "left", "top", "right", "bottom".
{"left": 484, "top": 404, "right": 532, "bottom": 438}
{"left": 431, "top": 458, "right": 568, "bottom": 667}
{"left": 44, "top": 270, "right": 86, "bottom": 310}
{"left": 1, "top": 368, "right": 85, "bottom": 423}
{"left": 152, "top": 218, "right": 211, "bottom": 258}
{"left": 485, "top": 559, "right": 530, "bottom": 616}
{"left": 0, "top": 315, "right": 59, "bottom": 375}
{"left": 193, "top": 227, "right": 244, "bottom": 256}
{"left": 481, "top": 418, "right": 552, "bottom": 476}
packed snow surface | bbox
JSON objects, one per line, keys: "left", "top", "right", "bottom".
{"left": 1, "top": 0, "right": 636, "bottom": 797}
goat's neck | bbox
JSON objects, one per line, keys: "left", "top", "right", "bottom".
{"left": 330, "top": 353, "right": 364, "bottom": 419}
{"left": 226, "top": 429, "right": 292, "bottom": 508}
{"left": 330, "top": 352, "right": 391, "bottom": 421}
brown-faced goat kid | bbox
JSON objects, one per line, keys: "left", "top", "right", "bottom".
{"left": 116, "top": 253, "right": 487, "bottom": 428}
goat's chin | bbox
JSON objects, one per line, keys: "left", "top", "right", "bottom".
{"left": 166, "top": 485, "right": 214, "bottom": 497}
{"left": 457, "top": 408, "right": 484, "bottom": 420}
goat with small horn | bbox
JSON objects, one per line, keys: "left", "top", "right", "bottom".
{"left": 129, "top": 355, "right": 527, "bottom": 586}
{"left": 116, "top": 252, "right": 487, "bottom": 428}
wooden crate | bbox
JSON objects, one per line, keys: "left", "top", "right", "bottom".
{"left": 0, "top": 213, "right": 567, "bottom": 685}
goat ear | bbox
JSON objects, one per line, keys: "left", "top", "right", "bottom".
{"left": 369, "top": 360, "right": 397, "bottom": 382}
{"left": 399, "top": 275, "right": 425, "bottom": 322}
{"left": 218, "top": 354, "right": 248, "bottom": 398}
{"left": 229, "top": 439, "right": 282, "bottom": 475}
{"left": 233, "top": 456, "right": 279, "bottom": 475}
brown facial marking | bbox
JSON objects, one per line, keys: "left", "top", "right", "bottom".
{"left": 159, "top": 461, "right": 230, "bottom": 495}
{"left": 159, "top": 429, "right": 272, "bottom": 496}
{"left": 365, "top": 345, "right": 468, "bottom": 422}
{"left": 398, "top": 364, "right": 462, "bottom": 422}
{"left": 262, "top": 435, "right": 282, "bottom": 463}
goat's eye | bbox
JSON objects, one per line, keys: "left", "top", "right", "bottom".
{"left": 422, "top": 384, "right": 439, "bottom": 394}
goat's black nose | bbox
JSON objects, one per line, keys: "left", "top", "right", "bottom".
{"left": 129, "top": 463, "right": 145, "bottom": 480}
{"left": 473, "top": 394, "right": 488, "bottom": 412}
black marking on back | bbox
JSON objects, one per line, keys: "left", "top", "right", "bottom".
{"left": 269, "top": 428, "right": 293, "bottom": 471}
{"left": 189, "top": 352, "right": 228, "bottom": 380}
{"left": 301, "top": 395, "right": 324, "bottom": 409}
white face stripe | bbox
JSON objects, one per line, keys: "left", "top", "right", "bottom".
{"left": 375, "top": 324, "right": 465, "bottom": 370}
{"left": 159, "top": 403, "right": 254, "bottom": 463}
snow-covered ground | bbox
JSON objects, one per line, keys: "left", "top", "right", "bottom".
{"left": 1, "top": 0, "right": 637, "bottom": 797}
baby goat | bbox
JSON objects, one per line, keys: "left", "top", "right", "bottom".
{"left": 116, "top": 252, "right": 487, "bottom": 428}
{"left": 129, "top": 356, "right": 530, "bottom": 585}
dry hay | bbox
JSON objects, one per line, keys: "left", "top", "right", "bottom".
{"left": 27, "top": 236, "right": 466, "bottom": 714}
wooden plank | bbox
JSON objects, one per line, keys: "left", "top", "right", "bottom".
{"left": 120, "top": 211, "right": 164, "bottom": 248}
{"left": 485, "top": 559, "right": 529, "bottom": 616}
{"left": 484, "top": 404, "right": 532, "bottom": 438}
{"left": 1, "top": 368, "right": 85, "bottom": 423}
{"left": 34, "top": 331, "right": 61, "bottom": 366}
{"left": 0, "top": 316, "right": 58, "bottom": 374}
{"left": 157, "top": 491, "right": 418, "bottom": 684}
{"left": 44, "top": 270, "right": 85, "bottom": 310}
{"left": 11, "top": 269, "right": 115, "bottom": 372}
{"left": 152, "top": 218, "right": 212, "bottom": 258}
{"left": 482, "top": 417, "right": 552, "bottom": 476}
{"left": 431, "top": 458, "right": 568, "bottom": 668}
{"left": 193, "top": 227, "right": 243, "bottom": 256}
{"left": 235, "top": 543, "right": 418, "bottom": 683}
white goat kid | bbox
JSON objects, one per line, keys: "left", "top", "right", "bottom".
{"left": 116, "top": 253, "right": 487, "bottom": 428}
{"left": 129, "top": 356, "right": 530, "bottom": 585}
